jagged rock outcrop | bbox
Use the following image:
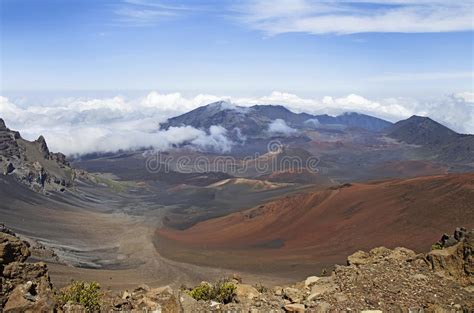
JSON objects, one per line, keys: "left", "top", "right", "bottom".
{"left": 0, "top": 118, "right": 74, "bottom": 192}
{"left": 0, "top": 227, "right": 55, "bottom": 312}
{"left": 427, "top": 228, "right": 474, "bottom": 286}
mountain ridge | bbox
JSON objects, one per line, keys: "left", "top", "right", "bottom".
{"left": 160, "top": 101, "right": 393, "bottom": 135}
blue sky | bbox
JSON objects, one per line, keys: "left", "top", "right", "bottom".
{"left": 1, "top": 0, "right": 473, "bottom": 97}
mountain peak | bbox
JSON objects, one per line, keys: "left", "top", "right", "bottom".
{"left": 205, "top": 100, "right": 235, "bottom": 111}
{"left": 407, "top": 115, "right": 433, "bottom": 122}
{"left": 0, "top": 118, "right": 6, "bottom": 130}
{"left": 36, "top": 135, "right": 50, "bottom": 156}
{"left": 387, "top": 115, "right": 459, "bottom": 145}
{"left": 403, "top": 115, "right": 454, "bottom": 131}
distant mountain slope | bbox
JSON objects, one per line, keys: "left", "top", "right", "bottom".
{"left": 437, "top": 136, "right": 474, "bottom": 163}
{"left": 387, "top": 115, "right": 460, "bottom": 145}
{"left": 335, "top": 112, "right": 392, "bottom": 132}
{"left": 160, "top": 101, "right": 392, "bottom": 136}
{"left": 387, "top": 115, "right": 474, "bottom": 163}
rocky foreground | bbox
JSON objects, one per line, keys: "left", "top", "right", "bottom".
{"left": 1, "top": 226, "right": 473, "bottom": 312}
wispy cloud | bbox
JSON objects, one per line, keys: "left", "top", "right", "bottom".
{"left": 114, "top": 0, "right": 199, "bottom": 26}
{"left": 233, "top": 0, "right": 474, "bottom": 35}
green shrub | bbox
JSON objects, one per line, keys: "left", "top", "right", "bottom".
{"left": 431, "top": 243, "right": 443, "bottom": 250}
{"left": 58, "top": 280, "right": 102, "bottom": 312}
{"left": 188, "top": 282, "right": 213, "bottom": 301}
{"left": 188, "top": 279, "right": 236, "bottom": 304}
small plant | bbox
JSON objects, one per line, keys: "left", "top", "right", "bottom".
{"left": 188, "top": 278, "right": 236, "bottom": 304}
{"left": 188, "top": 282, "right": 213, "bottom": 301}
{"left": 254, "top": 283, "right": 268, "bottom": 293}
{"left": 321, "top": 268, "right": 328, "bottom": 276}
{"left": 213, "top": 279, "right": 236, "bottom": 304}
{"left": 58, "top": 280, "right": 102, "bottom": 312}
{"left": 431, "top": 242, "right": 443, "bottom": 250}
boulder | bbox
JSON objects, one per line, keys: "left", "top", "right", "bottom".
{"left": 307, "top": 277, "right": 336, "bottom": 301}
{"left": 235, "top": 284, "right": 260, "bottom": 302}
{"left": 120, "top": 285, "right": 181, "bottom": 312}
{"left": 62, "top": 302, "right": 87, "bottom": 313}
{"left": 283, "top": 287, "right": 304, "bottom": 303}
{"left": 178, "top": 292, "right": 201, "bottom": 312}
{"left": 0, "top": 232, "right": 30, "bottom": 265}
{"left": 304, "top": 276, "right": 320, "bottom": 288}
{"left": 347, "top": 250, "right": 369, "bottom": 266}
{"left": 273, "top": 286, "right": 283, "bottom": 296}
{"left": 3, "top": 279, "right": 55, "bottom": 312}
{"left": 369, "top": 246, "right": 392, "bottom": 259}
{"left": 387, "top": 247, "right": 416, "bottom": 262}
{"left": 284, "top": 303, "right": 305, "bottom": 312}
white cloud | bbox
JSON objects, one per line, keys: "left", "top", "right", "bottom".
{"left": 0, "top": 94, "right": 232, "bottom": 155}
{"left": 190, "top": 125, "right": 233, "bottom": 152}
{"left": 1, "top": 90, "right": 473, "bottom": 155}
{"left": 268, "top": 119, "right": 298, "bottom": 135}
{"left": 234, "top": 0, "right": 474, "bottom": 35}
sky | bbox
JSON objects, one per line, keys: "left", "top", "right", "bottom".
{"left": 0, "top": 0, "right": 473, "bottom": 154}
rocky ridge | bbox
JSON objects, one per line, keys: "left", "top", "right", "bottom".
{"left": 0, "top": 118, "right": 78, "bottom": 192}
{"left": 1, "top": 227, "right": 473, "bottom": 312}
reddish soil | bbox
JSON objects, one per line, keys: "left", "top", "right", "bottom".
{"left": 155, "top": 173, "right": 474, "bottom": 279}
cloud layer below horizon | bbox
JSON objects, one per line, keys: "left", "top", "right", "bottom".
{"left": 0, "top": 91, "right": 473, "bottom": 155}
